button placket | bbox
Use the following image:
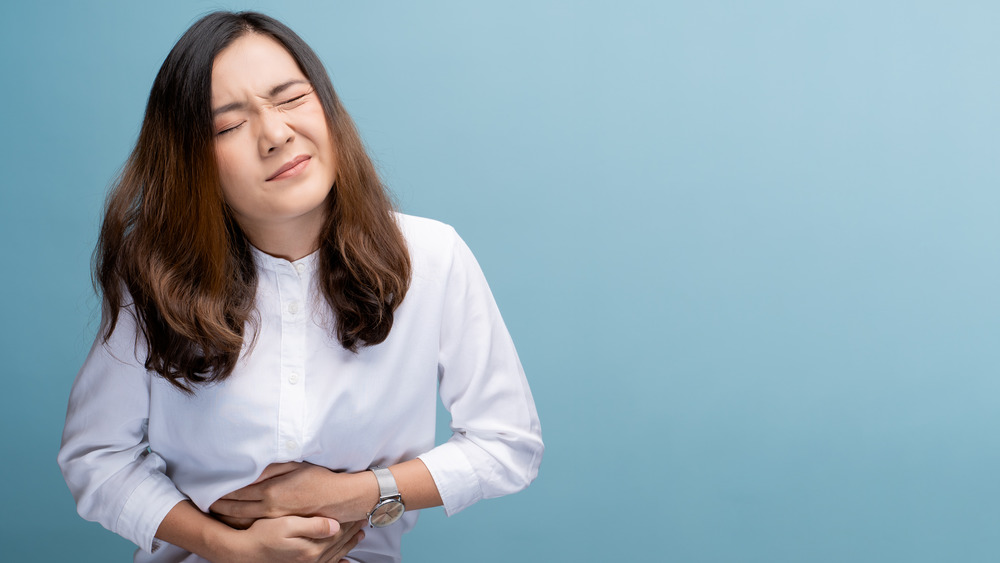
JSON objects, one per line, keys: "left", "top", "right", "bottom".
{"left": 276, "top": 262, "right": 307, "bottom": 458}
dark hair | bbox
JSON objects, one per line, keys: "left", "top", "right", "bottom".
{"left": 97, "top": 11, "right": 411, "bottom": 392}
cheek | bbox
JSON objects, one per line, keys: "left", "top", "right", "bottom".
{"left": 214, "top": 146, "right": 249, "bottom": 210}
{"left": 214, "top": 145, "right": 237, "bottom": 183}
{"left": 318, "top": 131, "right": 338, "bottom": 179}
{"left": 304, "top": 109, "right": 335, "bottom": 157}
{"left": 215, "top": 145, "right": 245, "bottom": 186}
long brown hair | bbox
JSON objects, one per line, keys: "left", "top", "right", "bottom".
{"left": 97, "top": 11, "right": 410, "bottom": 392}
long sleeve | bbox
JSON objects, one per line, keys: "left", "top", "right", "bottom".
{"left": 417, "top": 227, "right": 544, "bottom": 515}
{"left": 57, "top": 309, "right": 187, "bottom": 552}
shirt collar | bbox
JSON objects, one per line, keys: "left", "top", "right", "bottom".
{"left": 250, "top": 244, "right": 320, "bottom": 274}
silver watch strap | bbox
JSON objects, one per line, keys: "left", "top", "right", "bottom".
{"left": 371, "top": 467, "right": 400, "bottom": 499}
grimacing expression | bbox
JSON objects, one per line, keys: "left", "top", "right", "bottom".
{"left": 211, "top": 33, "right": 337, "bottom": 241}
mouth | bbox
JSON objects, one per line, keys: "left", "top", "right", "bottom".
{"left": 266, "top": 155, "right": 311, "bottom": 181}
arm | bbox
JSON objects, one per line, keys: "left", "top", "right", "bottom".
{"left": 416, "top": 226, "right": 544, "bottom": 515}
{"left": 156, "top": 500, "right": 363, "bottom": 563}
{"left": 58, "top": 309, "right": 187, "bottom": 552}
{"left": 58, "top": 308, "right": 364, "bottom": 562}
{"left": 210, "top": 458, "right": 441, "bottom": 526}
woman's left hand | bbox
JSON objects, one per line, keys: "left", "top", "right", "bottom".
{"left": 211, "top": 462, "right": 374, "bottom": 527}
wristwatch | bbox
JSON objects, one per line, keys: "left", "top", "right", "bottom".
{"left": 367, "top": 467, "right": 405, "bottom": 528}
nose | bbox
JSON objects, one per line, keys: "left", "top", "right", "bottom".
{"left": 258, "top": 109, "right": 294, "bottom": 156}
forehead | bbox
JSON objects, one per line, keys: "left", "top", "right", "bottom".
{"left": 211, "top": 33, "right": 306, "bottom": 101}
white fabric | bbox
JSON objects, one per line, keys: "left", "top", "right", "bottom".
{"left": 58, "top": 214, "right": 544, "bottom": 563}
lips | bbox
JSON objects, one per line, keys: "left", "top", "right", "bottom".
{"left": 266, "top": 155, "right": 311, "bottom": 181}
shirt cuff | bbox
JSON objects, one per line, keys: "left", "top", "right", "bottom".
{"left": 417, "top": 439, "right": 484, "bottom": 516}
{"left": 115, "top": 457, "right": 189, "bottom": 552}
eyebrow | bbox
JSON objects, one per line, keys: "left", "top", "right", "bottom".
{"left": 212, "top": 79, "right": 311, "bottom": 116}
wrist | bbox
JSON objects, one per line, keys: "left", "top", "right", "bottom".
{"left": 205, "top": 524, "right": 246, "bottom": 563}
{"left": 155, "top": 501, "right": 249, "bottom": 563}
{"left": 351, "top": 469, "right": 381, "bottom": 521}
{"left": 317, "top": 469, "right": 379, "bottom": 522}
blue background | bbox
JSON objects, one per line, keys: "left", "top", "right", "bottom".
{"left": 2, "top": 1, "right": 999, "bottom": 561}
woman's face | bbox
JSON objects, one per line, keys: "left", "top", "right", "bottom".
{"left": 211, "top": 33, "right": 336, "bottom": 246}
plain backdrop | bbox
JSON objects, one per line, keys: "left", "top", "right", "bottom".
{"left": 2, "top": 1, "right": 999, "bottom": 561}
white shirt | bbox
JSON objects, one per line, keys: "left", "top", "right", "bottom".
{"left": 58, "top": 214, "right": 543, "bottom": 563}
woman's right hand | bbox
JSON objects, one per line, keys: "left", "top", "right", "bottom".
{"left": 222, "top": 516, "right": 365, "bottom": 563}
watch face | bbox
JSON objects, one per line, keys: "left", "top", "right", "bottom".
{"left": 370, "top": 499, "right": 405, "bottom": 528}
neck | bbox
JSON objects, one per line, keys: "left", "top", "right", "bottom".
{"left": 240, "top": 215, "right": 325, "bottom": 262}
{"left": 247, "top": 232, "right": 319, "bottom": 262}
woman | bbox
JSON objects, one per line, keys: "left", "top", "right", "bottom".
{"left": 58, "top": 11, "right": 543, "bottom": 563}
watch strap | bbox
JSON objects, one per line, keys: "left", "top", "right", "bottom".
{"left": 370, "top": 467, "right": 400, "bottom": 500}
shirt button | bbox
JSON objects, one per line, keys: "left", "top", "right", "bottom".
{"left": 295, "top": 263, "right": 306, "bottom": 274}
{"left": 288, "top": 372, "right": 299, "bottom": 385}
{"left": 285, "top": 440, "right": 297, "bottom": 450}
{"left": 287, "top": 301, "right": 299, "bottom": 314}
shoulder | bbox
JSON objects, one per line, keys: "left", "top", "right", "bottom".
{"left": 394, "top": 212, "right": 460, "bottom": 248}
{"left": 393, "top": 212, "right": 473, "bottom": 282}
{"left": 394, "top": 212, "right": 464, "bottom": 263}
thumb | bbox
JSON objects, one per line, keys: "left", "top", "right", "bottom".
{"left": 294, "top": 516, "right": 341, "bottom": 539}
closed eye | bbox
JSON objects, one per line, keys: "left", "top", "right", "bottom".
{"left": 278, "top": 90, "right": 312, "bottom": 107}
{"left": 217, "top": 121, "right": 245, "bottom": 136}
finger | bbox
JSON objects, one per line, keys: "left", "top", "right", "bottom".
{"left": 209, "top": 499, "right": 264, "bottom": 519}
{"left": 254, "top": 461, "right": 304, "bottom": 483}
{"left": 289, "top": 516, "right": 340, "bottom": 539}
{"left": 320, "top": 520, "right": 365, "bottom": 553}
{"left": 213, "top": 483, "right": 264, "bottom": 502}
{"left": 322, "top": 528, "right": 364, "bottom": 563}
{"left": 340, "top": 529, "right": 364, "bottom": 557}
{"left": 342, "top": 520, "right": 365, "bottom": 537}
{"left": 212, "top": 513, "right": 256, "bottom": 529}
